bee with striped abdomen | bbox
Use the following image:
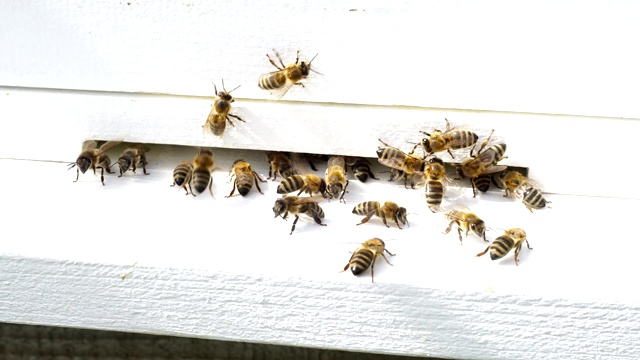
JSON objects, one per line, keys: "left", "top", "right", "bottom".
{"left": 346, "top": 157, "right": 379, "bottom": 182}
{"left": 325, "top": 156, "right": 349, "bottom": 202}
{"left": 192, "top": 148, "right": 215, "bottom": 196}
{"left": 443, "top": 204, "right": 487, "bottom": 243}
{"left": 477, "top": 228, "right": 532, "bottom": 265}
{"left": 115, "top": 145, "right": 150, "bottom": 177}
{"left": 68, "top": 140, "right": 121, "bottom": 185}
{"left": 226, "top": 159, "right": 266, "bottom": 197}
{"left": 456, "top": 130, "right": 507, "bottom": 197}
{"left": 419, "top": 118, "right": 478, "bottom": 158}
{"left": 277, "top": 174, "right": 327, "bottom": 197}
{"left": 342, "top": 238, "right": 395, "bottom": 283}
{"left": 500, "top": 170, "right": 550, "bottom": 212}
{"left": 352, "top": 201, "right": 408, "bottom": 229}
{"left": 272, "top": 196, "right": 327, "bottom": 235}
{"left": 171, "top": 160, "right": 194, "bottom": 196}
{"left": 377, "top": 139, "right": 426, "bottom": 189}
{"left": 258, "top": 49, "right": 318, "bottom": 99}
{"left": 203, "top": 81, "right": 244, "bottom": 137}
{"left": 266, "top": 151, "right": 296, "bottom": 181}
{"left": 424, "top": 156, "right": 448, "bottom": 213}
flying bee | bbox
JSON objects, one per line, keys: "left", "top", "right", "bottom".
{"left": 258, "top": 49, "right": 318, "bottom": 99}
{"left": 456, "top": 130, "right": 507, "bottom": 197}
{"left": 191, "top": 148, "right": 215, "bottom": 196}
{"left": 477, "top": 228, "right": 532, "bottom": 266}
{"left": 346, "top": 157, "right": 379, "bottom": 182}
{"left": 226, "top": 159, "right": 266, "bottom": 197}
{"left": 342, "top": 238, "right": 395, "bottom": 283}
{"left": 419, "top": 118, "right": 479, "bottom": 158}
{"left": 68, "top": 140, "right": 121, "bottom": 185}
{"left": 266, "top": 151, "right": 296, "bottom": 181}
{"left": 272, "top": 196, "right": 327, "bottom": 235}
{"left": 277, "top": 174, "right": 327, "bottom": 197}
{"left": 203, "top": 80, "right": 244, "bottom": 137}
{"left": 443, "top": 204, "right": 487, "bottom": 243}
{"left": 500, "top": 170, "right": 550, "bottom": 212}
{"left": 424, "top": 156, "right": 449, "bottom": 213}
{"left": 352, "top": 201, "right": 408, "bottom": 229}
{"left": 377, "top": 139, "right": 426, "bottom": 189}
{"left": 114, "top": 145, "right": 150, "bottom": 177}
{"left": 325, "top": 156, "right": 349, "bottom": 202}
{"left": 171, "top": 160, "right": 194, "bottom": 196}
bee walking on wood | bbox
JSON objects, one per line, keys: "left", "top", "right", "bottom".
{"left": 342, "top": 238, "right": 395, "bottom": 283}
{"left": 203, "top": 80, "right": 244, "bottom": 137}
{"left": 477, "top": 228, "right": 532, "bottom": 265}
{"left": 352, "top": 201, "right": 408, "bottom": 229}
{"left": 68, "top": 140, "right": 121, "bottom": 185}
{"left": 500, "top": 170, "right": 550, "bottom": 212}
{"left": 258, "top": 49, "right": 318, "bottom": 99}
{"left": 272, "top": 196, "right": 327, "bottom": 235}
{"left": 418, "top": 118, "right": 478, "bottom": 158}
{"left": 266, "top": 152, "right": 296, "bottom": 181}
{"left": 114, "top": 145, "right": 150, "bottom": 177}
{"left": 443, "top": 205, "right": 487, "bottom": 243}
{"left": 377, "top": 139, "right": 426, "bottom": 189}
{"left": 226, "top": 159, "right": 266, "bottom": 197}
{"left": 277, "top": 174, "right": 327, "bottom": 197}
{"left": 347, "top": 157, "right": 379, "bottom": 183}
{"left": 424, "top": 156, "right": 448, "bottom": 213}
{"left": 456, "top": 130, "right": 507, "bottom": 197}
{"left": 325, "top": 156, "right": 349, "bottom": 202}
{"left": 192, "top": 148, "right": 215, "bottom": 196}
{"left": 171, "top": 160, "right": 194, "bottom": 196}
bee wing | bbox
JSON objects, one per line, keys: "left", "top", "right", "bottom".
{"left": 82, "top": 140, "right": 98, "bottom": 151}
{"left": 135, "top": 145, "right": 151, "bottom": 154}
{"left": 443, "top": 203, "right": 472, "bottom": 215}
{"left": 482, "top": 165, "right": 508, "bottom": 175}
{"left": 98, "top": 140, "right": 122, "bottom": 152}
{"left": 268, "top": 79, "right": 296, "bottom": 100}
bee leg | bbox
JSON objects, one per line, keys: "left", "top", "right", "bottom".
{"left": 92, "top": 164, "right": 96, "bottom": 175}
{"left": 383, "top": 249, "right": 396, "bottom": 257}
{"left": 476, "top": 246, "right": 490, "bottom": 257}
{"left": 526, "top": 205, "right": 534, "bottom": 213}
{"left": 289, "top": 215, "right": 300, "bottom": 235}
{"left": 99, "top": 167, "right": 106, "bottom": 185}
{"left": 370, "top": 260, "right": 375, "bottom": 283}
{"left": 366, "top": 168, "right": 379, "bottom": 180}
{"left": 142, "top": 160, "right": 149, "bottom": 175}
{"left": 380, "top": 213, "right": 391, "bottom": 229}
{"left": 308, "top": 209, "right": 327, "bottom": 227}
{"left": 443, "top": 221, "right": 456, "bottom": 235}
{"left": 253, "top": 174, "right": 265, "bottom": 194}
{"left": 457, "top": 228, "right": 464, "bottom": 244}
{"left": 470, "top": 179, "right": 477, "bottom": 197}
{"left": 225, "top": 183, "right": 236, "bottom": 198}
{"left": 307, "top": 160, "right": 318, "bottom": 171}
{"left": 339, "top": 180, "right": 349, "bottom": 203}
{"left": 356, "top": 210, "right": 376, "bottom": 226}
{"left": 514, "top": 243, "right": 523, "bottom": 266}
{"left": 132, "top": 163, "right": 137, "bottom": 174}
{"left": 525, "top": 239, "right": 533, "bottom": 250}
{"left": 447, "top": 149, "right": 455, "bottom": 159}
{"left": 74, "top": 168, "right": 80, "bottom": 182}
{"left": 294, "top": 49, "right": 300, "bottom": 65}
{"left": 188, "top": 181, "right": 195, "bottom": 197}
{"left": 208, "top": 178, "right": 214, "bottom": 198}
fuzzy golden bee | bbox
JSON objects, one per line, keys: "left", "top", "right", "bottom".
{"left": 424, "top": 156, "right": 448, "bottom": 213}
{"left": 258, "top": 49, "right": 318, "bottom": 99}
{"left": 419, "top": 118, "right": 479, "bottom": 158}
{"left": 377, "top": 139, "right": 426, "bottom": 189}
{"left": 500, "top": 170, "right": 550, "bottom": 212}
{"left": 171, "top": 160, "right": 194, "bottom": 196}
{"left": 342, "top": 238, "right": 395, "bottom": 283}
{"left": 266, "top": 151, "right": 296, "bottom": 181}
{"left": 277, "top": 174, "right": 327, "bottom": 197}
{"left": 68, "top": 140, "right": 121, "bottom": 185}
{"left": 272, "top": 196, "right": 327, "bottom": 235}
{"left": 456, "top": 130, "right": 507, "bottom": 197}
{"left": 477, "top": 228, "right": 532, "bottom": 265}
{"left": 226, "top": 159, "right": 266, "bottom": 197}
{"left": 191, "top": 148, "right": 215, "bottom": 196}
{"left": 346, "top": 157, "right": 378, "bottom": 183}
{"left": 443, "top": 205, "right": 487, "bottom": 243}
{"left": 352, "top": 201, "right": 408, "bottom": 229}
{"left": 203, "top": 81, "right": 244, "bottom": 137}
{"left": 325, "top": 156, "right": 350, "bottom": 202}
{"left": 115, "top": 145, "right": 150, "bottom": 177}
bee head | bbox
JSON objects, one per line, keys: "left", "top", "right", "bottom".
{"left": 421, "top": 138, "right": 433, "bottom": 153}
{"left": 118, "top": 157, "right": 132, "bottom": 174}
{"left": 327, "top": 183, "right": 343, "bottom": 199}
{"left": 471, "top": 220, "right": 486, "bottom": 238}
{"left": 273, "top": 199, "right": 287, "bottom": 218}
{"left": 396, "top": 207, "right": 408, "bottom": 225}
{"left": 76, "top": 156, "right": 92, "bottom": 174}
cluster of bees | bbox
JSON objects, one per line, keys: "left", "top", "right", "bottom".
{"left": 69, "top": 49, "right": 549, "bottom": 282}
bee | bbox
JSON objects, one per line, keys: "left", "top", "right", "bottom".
{"left": 456, "top": 130, "right": 507, "bottom": 197}
{"left": 258, "top": 49, "right": 318, "bottom": 99}
{"left": 424, "top": 156, "right": 448, "bottom": 213}
{"left": 342, "top": 238, "right": 395, "bottom": 283}
{"left": 171, "top": 160, "right": 194, "bottom": 196}
{"left": 226, "top": 159, "right": 266, "bottom": 197}
{"left": 325, "top": 156, "right": 349, "bottom": 202}
{"left": 272, "top": 196, "right": 327, "bottom": 235}
{"left": 277, "top": 174, "right": 327, "bottom": 197}
{"left": 477, "top": 228, "right": 532, "bottom": 266}
{"left": 377, "top": 139, "right": 426, "bottom": 189}
{"left": 500, "top": 170, "right": 550, "bottom": 212}
{"left": 192, "top": 148, "right": 215, "bottom": 196}
{"left": 346, "top": 157, "right": 379, "bottom": 182}
{"left": 115, "top": 145, "right": 150, "bottom": 177}
{"left": 419, "top": 118, "right": 479, "bottom": 158}
{"left": 68, "top": 140, "right": 121, "bottom": 185}
{"left": 266, "top": 151, "right": 296, "bottom": 181}
{"left": 203, "top": 80, "right": 244, "bottom": 137}
{"left": 443, "top": 205, "right": 487, "bottom": 243}
{"left": 352, "top": 201, "right": 408, "bottom": 229}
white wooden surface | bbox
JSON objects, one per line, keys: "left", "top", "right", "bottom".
{"left": 1, "top": 1, "right": 640, "bottom": 359}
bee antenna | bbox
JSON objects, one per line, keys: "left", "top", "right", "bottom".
{"left": 308, "top": 53, "right": 319, "bottom": 65}
{"left": 67, "top": 162, "right": 76, "bottom": 169}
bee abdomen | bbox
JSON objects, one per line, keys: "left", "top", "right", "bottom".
{"left": 350, "top": 250, "right": 374, "bottom": 275}
{"left": 522, "top": 186, "right": 547, "bottom": 209}
{"left": 351, "top": 160, "right": 373, "bottom": 182}
{"left": 277, "top": 175, "right": 305, "bottom": 194}
{"left": 425, "top": 181, "right": 444, "bottom": 212}
{"left": 259, "top": 73, "right": 287, "bottom": 90}
{"left": 306, "top": 203, "right": 325, "bottom": 218}
{"left": 472, "top": 174, "right": 492, "bottom": 193}
{"left": 192, "top": 169, "right": 211, "bottom": 193}
{"left": 489, "top": 236, "right": 515, "bottom": 260}
{"left": 453, "top": 131, "right": 479, "bottom": 149}
{"left": 173, "top": 163, "right": 193, "bottom": 186}
{"left": 352, "top": 201, "right": 380, "bottom": 215}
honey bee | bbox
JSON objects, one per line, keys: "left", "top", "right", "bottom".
{"left": 115, "top": 145, "right": 150, "bottom": 177}
{"left": 377, "top": 139, "right": 426, "bottom": 189}
{"left": 325, "top": 156, "right": 349, "bottom": 202}
{"left": 456, "top": 130, "right": 507, "bottom": 197}
{"left": 352, "top": 201, "right": 408, "bottom": 229}
{"left": 266, "top": 151, "right": 296, "bottom": 181}
{"left": 342, "top": 238, "right": 395, "bottom": 283}
{"left": 68, "top": 140, "right": 121, "bottom": 185}
{"left": 424, "top": 156, "right": 448, "bottom": 213}
{"left": 258, "top": 49, "right": 318, "bottom": 99}
{"left": 192, "top": 148, "right": 215, "bottom": 196}
{"left": 226, "top": 159, "right": 266, "bottom": 197}
{"left": 346, "top": 157, "right": 379, "bottom": 182}
{"left": 272, "top": 196, "right": 327, "bottom": 235}
{"left": 419, "top": 118, "right": 479, "bottom": 158}
{"left": 477, "top": 228, "right": 532, "bottom": 265}
{"left": 500, "top": 170, "right": 550, "bottom": 212}
{"left": 171, "top": 160, "right": 194, "bottom": 196}
{"left": 443, "top": 205, "right": 487, "bottom": 243}
{"left": 277, "top": 174, "right": 327, "bottom": 197}
{"left": 203, "top": 81, "right": 244, "bottom": 137}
